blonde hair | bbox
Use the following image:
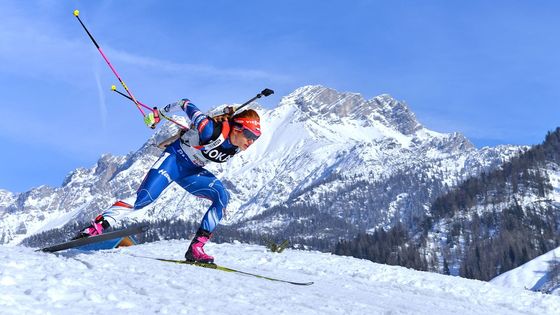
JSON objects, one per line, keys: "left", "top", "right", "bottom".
{"left": 232, "top": 109, "right": 260, "bottom": 121}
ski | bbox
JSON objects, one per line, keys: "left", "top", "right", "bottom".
{"left": 134, "top": 255, "right": 313, "bottom": 286}
{"left": 38, "top": 225, "right": 149, "bottom": 253}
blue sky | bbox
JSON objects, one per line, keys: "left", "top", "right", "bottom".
{"left": 1, "top": 0, "right": 560, "bottom": 192}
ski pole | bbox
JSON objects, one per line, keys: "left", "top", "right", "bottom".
{"left": 111, "top": 86, "right": 189, "bottom": 129}
{"left": 233, "top": 88, "right": 274, "bottom": 115}
{"left": 73, "top": 10, "right": 156, "bottom": 127}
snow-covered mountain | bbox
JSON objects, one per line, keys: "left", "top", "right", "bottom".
{"left": 1, "top": 240, "right": 558, "bottom": 314}
{"left": 0, "top": 85, "right": 522, "bottom": 245}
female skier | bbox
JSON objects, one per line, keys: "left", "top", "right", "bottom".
{"left": 75, "top": 98, "right": 262, "bottom": 263}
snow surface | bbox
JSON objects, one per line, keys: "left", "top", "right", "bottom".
{"left": 1, "top": 241, "right": 558, "bottom": 315}
{"left": 491, "top": 246, "right": 560, "bottom": 294}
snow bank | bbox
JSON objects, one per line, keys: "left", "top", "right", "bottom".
{"left": 491, "top": 246, "right": 560, "bottom": 294}
{"left": 0, "top": 240, "right": 558, "bottom": 314}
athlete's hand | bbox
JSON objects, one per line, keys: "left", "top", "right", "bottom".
{"left": 223, "top": 106, "right": 235, "bottom": 115}
{"left": 212, "top": 114, "right": 230, "bottom": 123}
{"left": 144, "top": 108, "right": 161, "bottom": 129}
{"left": 211, "top": 106, "right": 235, "bottom": 123}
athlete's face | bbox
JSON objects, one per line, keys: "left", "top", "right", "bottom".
{"left": 230, "top": 128, "right": 256, "bottom": 151}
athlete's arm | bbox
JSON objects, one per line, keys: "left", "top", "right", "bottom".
{"left": 160, "top": 99, "right": 214, "bottom": 142}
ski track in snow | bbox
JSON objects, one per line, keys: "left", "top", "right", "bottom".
{"left": 0, "top": 240, "right": 558, "bottom": 315}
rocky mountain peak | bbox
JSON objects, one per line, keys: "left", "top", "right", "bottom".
{"left": 368, "top": 94, "right": 422, "bottom": 135}
{"left": 281, "top": 85, "right": 422, "bottom": 135}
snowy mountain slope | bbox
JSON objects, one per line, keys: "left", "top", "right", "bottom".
{"left": 491, "top": 246, "right": 560, "bottom": 295}
{"left": 0, "top": 189, "right": 15, "bottom": 209}
{"left": 1, "top": 241, "right": 558, "bottom": 315}
{"left": 0, "top": 86, "right": 523, "bottom": 245}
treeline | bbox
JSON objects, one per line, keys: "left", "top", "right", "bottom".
{"left": 21, "top": 216, "right": 337, "bottom": 253}
{"left": 458, "top": 203, "right": 559, "bottom": 280}
{"left": 334, "top": 223, "right": 428, "bottom": 271}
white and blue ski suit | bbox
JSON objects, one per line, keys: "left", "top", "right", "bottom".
{"left": 133, "top": 99, "right": 240, "bottom": 232}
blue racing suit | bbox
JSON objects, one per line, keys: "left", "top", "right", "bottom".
{"left": 133, "top": 99, "right": 240, "bottom": 232}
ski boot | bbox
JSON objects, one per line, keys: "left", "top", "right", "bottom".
{"left": 72, "top": 201, "right": 134, "bottom": 240}
{"left": 72, "top": 214, "right": 110, "bottom": 240}
{"left": 185, "top": 229, "right": 214, "bottom": 264}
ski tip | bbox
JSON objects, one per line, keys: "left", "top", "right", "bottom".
{"left": 73, "top": 10, "right": 80, "bottom": 17}
{"left": 37, "top": 247, "right": 54, "bottom": 253}
{"left": 298, "top": 282, "right": 314, "bottom": 286}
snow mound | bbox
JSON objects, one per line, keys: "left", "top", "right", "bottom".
{"left": 491, "top": 246, "right": 560, "bottom": 295}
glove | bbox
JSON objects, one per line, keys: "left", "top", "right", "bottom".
{"left": 144, "top": 108, "right": 161, "bottom": 128}
{"left": 223, "top": 106, "right": 235, "bottom": 115}
{"left": 211, "top": 106, "right": 235, "bottom": 123}
{"left": 211, "top": 115, "right": 230, "bottom": 123}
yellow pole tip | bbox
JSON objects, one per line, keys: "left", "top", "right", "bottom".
{"left": 73, "top": 10, "right": 79, "bottom": 17}
{"left": 111, "top": 85, "right": 117, "bottom": 91}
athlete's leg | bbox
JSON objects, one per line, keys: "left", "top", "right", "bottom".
{"left": 177, "top": 168, "right": 230, "bottom": 263}
{"left": 176, "top": 169, "right": 230, "bottom": 233}
{"left": 134, "top": 150, "right": 182, "bottom": 210}
{"left": 74, "top": 148, "right": 181, "bottom": 238}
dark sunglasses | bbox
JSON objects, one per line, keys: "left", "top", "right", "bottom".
{"left": 241, "top": 127, "right": 260, "bottom": 141}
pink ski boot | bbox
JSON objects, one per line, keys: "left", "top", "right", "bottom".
{"left": 73, "top": 214, "right": 109, "bottom": 239}
{"left": 73, "top": 201, "right": 133, "bottom": 239}
{"left": 185, "top": 229, "right": 214, "bottom": 263}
